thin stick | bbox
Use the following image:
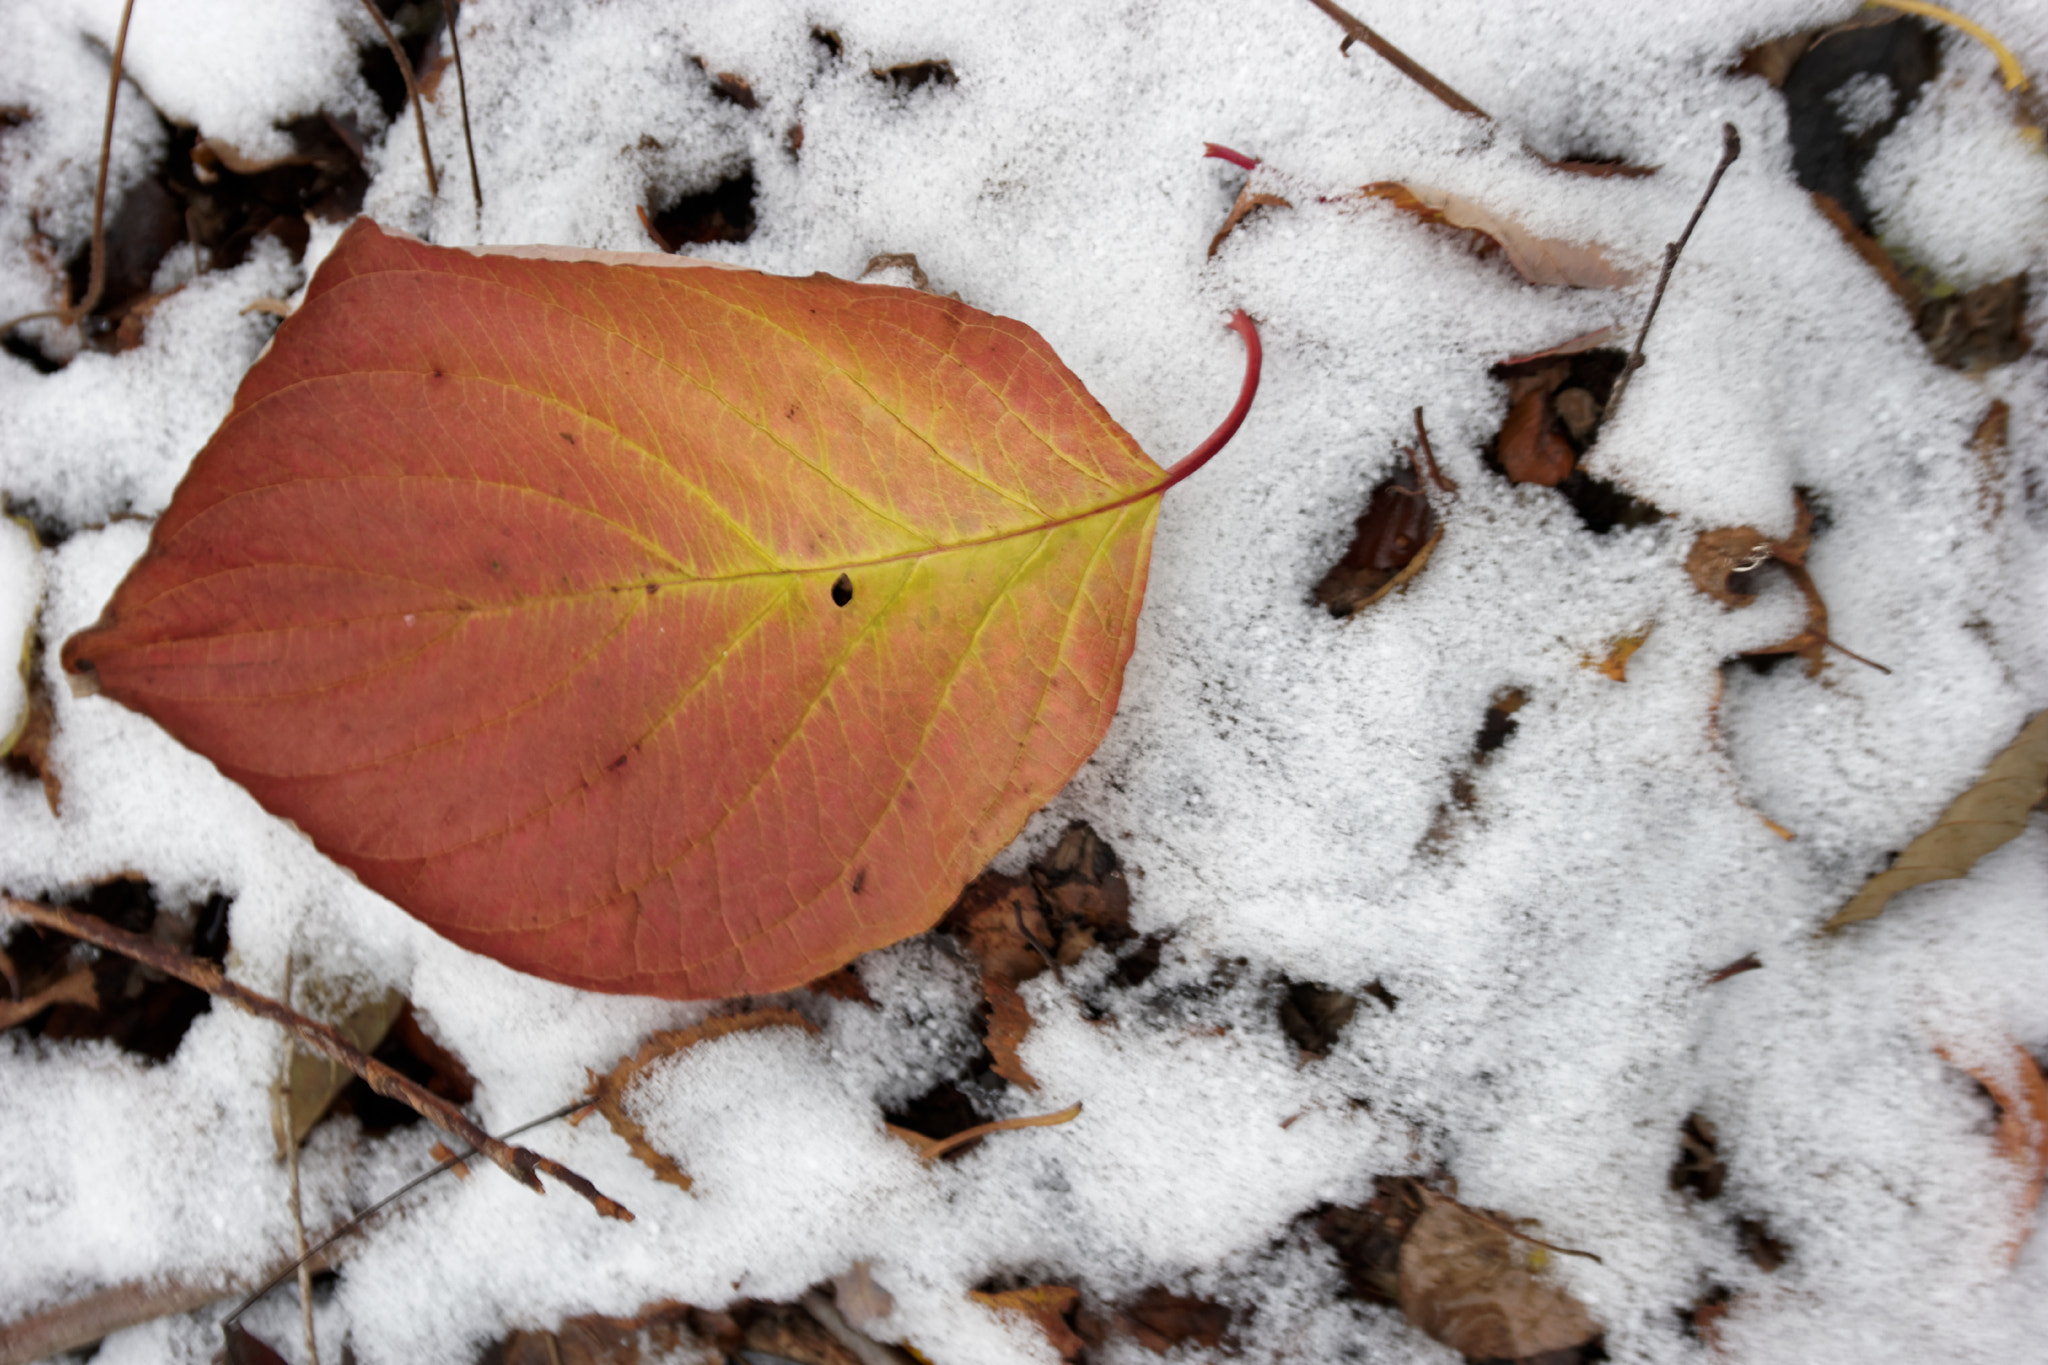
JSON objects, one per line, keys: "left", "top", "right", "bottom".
{"left": 356, "top": 0, "right": 438, "bottom": 199}
{"left": 1412, "top": 406, "right": 1457, "bottom": 494}
{"left": 446, "top": 0, "right": 482, "bottom": 210}
{"left": 1299, "top": 0, "right": 1489, "bottom": 119}
{"left": 277, "top": 963, "right": 321, "bottom": 1365}
{"left": 0, "top": 0, "right": 137, "bottom": 338}
{"left": 1604, "top": 124, "right": 1741, "bottom": 421}
{"left": 224, "top": 1100, "right": 590, "bottom": 1331}
{"left": 0, "top": 897, "right": 629, "bottom": 1221}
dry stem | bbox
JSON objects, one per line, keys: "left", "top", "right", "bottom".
{"left": 447, "top": 0, "right": 483, "bottom": 209}
{"left": 1300, "top": 0, "right": 1490, "bottom": 119}
{"left": 0, "top": 0, "right": 137, "bottom": 338}
{"left": 356, "top": 0, "right": 439, "bottom": 199}
{"left": 1605, "top": 124, "right": 1742, "bottom": 420}
{"left": 1, "top": 897, "right": 630, "bottom": 1222}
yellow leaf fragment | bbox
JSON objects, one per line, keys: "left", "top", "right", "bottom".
{"left": 1826, "top": 710, "right": 2048, "bottom": 929}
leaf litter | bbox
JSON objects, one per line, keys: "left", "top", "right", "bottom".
{"left": 3, "top": 2, "right": 2048, "bottom": 1364}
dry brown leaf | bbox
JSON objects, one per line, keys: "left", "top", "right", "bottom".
{"left": 1497, "top": 387, "right": 1576, "bottom": 485}
{"left": 1397, "top": 1196, "right": 1600, "bottom": 1360}
{"left": 970, "top": 1286, "right": 1083, "bottom": 1360}
{"left": 1935, "top": 1039, "right": 2048, "bottom": 1262}
{"left": 984, "top": 976, "right": 1040, "bottom": 1091}
{"left": 1825, "top": 710, "right": 2048, "bottom": 929}
{"left": 0, "top": 966, "right": 96, "bottom": 1030}
{"left": 943, "top": 873, "right": 1051, "bottom": 988}
{"left": 1121, "top": 1287, "right": 1231, "bottom": 1356}
{"left": 588, "top": 1009, "right": 819, "bottom": 1190}
{"left": 276, "top": 986, "right": 405, "bottom": 1153}
{"left": 1592, "top": 629, "right": 1651, "bottom": 682}
{"left": 1362, "top": 183, "right": 1637, "bottom": 289}
{"left": 427, "top": 1140, "right": 472, "bottom": 1180}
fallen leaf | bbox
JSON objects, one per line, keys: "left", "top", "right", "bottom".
{"left": 1313, "top": 454, "right": 1443, "bottom": 617}
{"left": 1397, "top": 1195, "right": 1601, "bottom": 1360}
{"left": 1362, "top": 182, "right": 1638, "bottom": 289}
{"left": 984, "top": 977, "right": 1040, "bottom": 1090}
{"left": 60, "top": 219, "right": 1258, "bottom": 1000}
{"left": 1591, "top": 628, "right": 1650, "bottom": 682}
{"left": 588, "top": 1009, "right": 820, "bottom": 1189}
{"left": 1496, "top": 387, "right": 1576, "bottom": 486}
{"left": 427, "top": 1140, "right": 471, "bottom": 1180}
{"left": 275, "top": 985, "right": 405, "bottom": 1153}
{"left": 1204, "top": 150, "right": 1637, "bottom": 289}
{"left": 1121, "top": 1287, "right": 1231, "bottom": 1356}
{"left": 1934, "top": 1038, "right": 2048, "bottom": 1261}
{"left": 1825, "top": 711, "right": 2048, "bottom": 929}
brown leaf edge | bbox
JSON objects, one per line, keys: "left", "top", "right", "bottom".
{"left": 586, "top": 1009, "right": 820, "bottom": 1191}
{"left": 984, "top": 976, "right": 1041, "bottom": 1091}
{"left": 970, "top": 1285, "right": 1084, "bottom": 1360}
{"left": 1935, "top": 1038, "right": 2048, "bottom": 1263}
{"left": 1824, "top": 710, "right": 2048, "bottom": 930}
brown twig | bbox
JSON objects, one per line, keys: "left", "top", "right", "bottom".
{"left": 355, "top": 0, "right": 438, "bottom": 199}
{"left": 446, "top": 0, "right": 482, "bottom": 210}
{"left": 275, "top": 962, "right": 322, "bottom": 1365}
{"left": 0, "top": 897, "right": 629, "bottom": 1221}
{"left": 1605, "top": 124, "right": 1741, "bottom": 421}
{"left": 0, "top": 0, "right": 137, "bottom": 339}
{"left": 224, "top": 1099, "right": 591, "bottom": 1334}
{"left": 1300, "top": 0, "right": 1489, "bottom": 119}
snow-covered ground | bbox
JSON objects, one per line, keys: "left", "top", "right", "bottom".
{"left": 3, "top": 1, "right": 2047, "bottom": 1362}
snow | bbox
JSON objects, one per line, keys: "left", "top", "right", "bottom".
{"left": 2, "top": 0, "right": 2046, "bottom": 1363}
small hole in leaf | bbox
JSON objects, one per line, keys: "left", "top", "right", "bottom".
{"left": 831, "top": 573, "right": 853, "bottom": 607}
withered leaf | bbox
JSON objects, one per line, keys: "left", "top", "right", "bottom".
{"left": 1122, "top": 1287, "right": 1231, "bottom": 1356}
{"left": 971, "top": 1285, "right": 1084, "bottom": 1361}
{"left": 1825, "top": 710, "right": 2048, "bottom": 929}
{"left": 1497, "top": 387, "right": 1576, "bottom": 486}
{"left": 1397, "top": 1196, "right": 1600, "bottom": 1360}
{"left": 1935, "top": 1039, "right": 2048, "bottom": 1263}
{"left": 984, "top": 977, "right": 1040, "bottom": 1091}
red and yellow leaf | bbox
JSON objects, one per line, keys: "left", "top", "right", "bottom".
{"left": 61, "top": 220, "right": 1257, "bottom": 999}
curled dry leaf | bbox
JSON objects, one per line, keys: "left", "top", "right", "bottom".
{"left": 1313, "top": 451, "right": 1444, "bottom": 617}
{"left": 60, "top": 219, "right": 1259, "bottom": 1000}
{"left": 1934, "top": 1038, "right": 2048, "bottom": 1263}
{"left": 888, "top": 1101, "right": 1082, "bottom": 1163}
{"left": 970, "top": 1286, "right": 1084, "bottom": 1361}
{"left": 587, "top": 1009, "right": 819, "bottom": 1190}
{"left": 1205, "top": 151, "right": 1636, "bottom": 289}
{"left": 1397, "top": 1195, "right": 1601, "bottom": 1360}
{"left": 1825, "top": 710, "right": 2048, "bottom": 929}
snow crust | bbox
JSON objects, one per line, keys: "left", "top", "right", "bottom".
{"left": 3, "top": 1, "right": 2047, "bottom": 1362}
